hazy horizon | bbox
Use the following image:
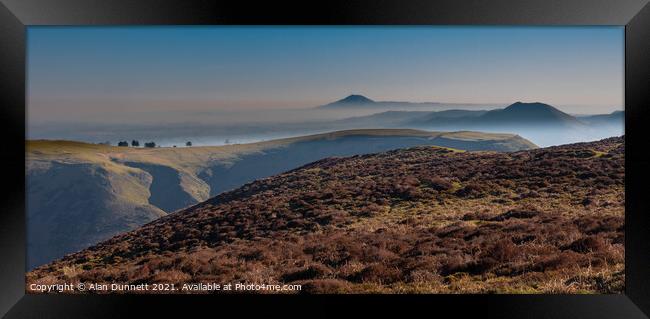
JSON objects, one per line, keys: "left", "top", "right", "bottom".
{"left": 28, "top": 26, "right": 623, "bottom": 125}
{"left": 27, "top": 26, "right": 624, "bottom": 147}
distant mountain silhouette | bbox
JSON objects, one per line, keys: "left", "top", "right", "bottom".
{"left": 339, "top": 94, "right": 375, "bottom": 104}
{"left": 320, "top": 95, "right": 376, "bottom": 108}
{"left": 332, "top": 101, "right": 617, "bottom": 146}
{"left": 328, "top": 101, "right": 588, "bottom": 133}
{"left": 477, "top": 102, "right": 584, "bottom": 127}
{"left": 318, "top": 95, "right": 444, "bottom": 109}
{"left": 330, "top": 101, "right": 618, "bottom": 133}
{"left": 348, "top": 102, "right": 583, "bottom": 128}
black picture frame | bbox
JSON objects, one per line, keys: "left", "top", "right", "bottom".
{"left": 1, "top": 0, "right": 649, "bottom": 318}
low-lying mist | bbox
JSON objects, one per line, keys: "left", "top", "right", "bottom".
{"left": 27, "top": 106, "right": 623, "bottom": 148}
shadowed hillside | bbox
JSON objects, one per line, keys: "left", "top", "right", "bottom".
{"left": 27, "top": 137, "right": 623, "bottom": 294}
{"left": 26, "top": 129, "right": 535, "bottom": 269}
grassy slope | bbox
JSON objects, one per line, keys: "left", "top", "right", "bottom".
{"left": 27, "top": 129, "right": 536, "bottom": 203}
{"left": 26, "top": 137, "right": 623, "bottom": 294}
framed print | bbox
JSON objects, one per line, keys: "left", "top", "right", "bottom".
{"left": 1, "top": 0, "right": 649, "bottom": 317}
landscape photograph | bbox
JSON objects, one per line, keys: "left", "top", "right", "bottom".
{"left": 26, "top": 26, "right": 624, "bottom": 294}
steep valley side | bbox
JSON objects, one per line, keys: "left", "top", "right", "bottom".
{"left": 26, "top": 162, "right": 166, "bottom": 269}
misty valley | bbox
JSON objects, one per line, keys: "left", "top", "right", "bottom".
{"left": 28, "top": 97, "right": 624, "bottom": 148}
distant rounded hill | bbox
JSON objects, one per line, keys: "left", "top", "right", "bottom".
{"left": 330, "top": 100, "right": 622, "bottom": 147}
{"left": 478, "top": 102, "right": 584, "bottom": 126}
{"left": 329, "top": 94, "right": 375, "bottom": 105}
{"left": 319, "top": 94, "right": 377, "bottom": 109}
{"left": 318, "top": 94, "right": 443, "bottom": 109}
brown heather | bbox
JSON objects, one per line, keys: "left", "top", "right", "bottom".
{"left": 27, "top": 137, "right": 625, "bottom": 294}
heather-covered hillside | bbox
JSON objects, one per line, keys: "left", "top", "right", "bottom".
{"left": 27, "top": 137, "right": 624, "bottom": 294}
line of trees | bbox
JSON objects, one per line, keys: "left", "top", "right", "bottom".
{"left": 108, "top": 140, "right": 193, "bottom": 148}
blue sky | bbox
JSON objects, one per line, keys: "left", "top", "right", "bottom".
{"left": 27, "top": 26, "right": 623, "bottom": 122}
